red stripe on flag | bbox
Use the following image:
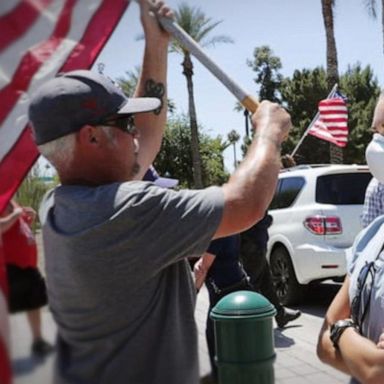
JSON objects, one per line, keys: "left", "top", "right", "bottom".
{"left": 0, "top": 0, "right": 76, "bottom": 126}
{"left": 319, "top": 110, "right": 347, "bottom": 115}
{"left": 0, "top": 128, "right": 39, "bottom": 212}
{"left": 60, "top": 0, "right": 130, "bottom": 70}
{"left": 319, "top": 98, "right": 346, "bottom": 106}
{"left": 321, "top": 118, "right": 348, "bottom": 122}
{"left": 0, "top": 0, "right": 54, "bottom": 53}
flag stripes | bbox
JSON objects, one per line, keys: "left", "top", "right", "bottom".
{"left": 0, "top": 0, "right": 130, "bottom": 213}
{"left": 308, "top": 97, "right": 348, "bottom": 147}
{"left": 0, "top": 0, "right": 54, "bottom": 52}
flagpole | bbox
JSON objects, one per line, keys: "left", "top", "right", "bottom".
{"left": 291, "top": 83, "right": 339, "bottom": 157}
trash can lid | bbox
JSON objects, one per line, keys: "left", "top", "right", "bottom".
{"left": 211, "top": 291, "right": 276, "bottom": 318}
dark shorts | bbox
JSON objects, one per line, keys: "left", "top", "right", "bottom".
{"left": 6, "top": 264, "right": 48, "bottom": 313}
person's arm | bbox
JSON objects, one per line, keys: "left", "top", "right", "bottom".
{"left": 316, "top": 276, "right": 352, "bottom": 375}
{"left": 134, "top": 0, "right": 173, "bottom": 179}
{"left": 316, "top": 275, "right": 384, "bottom": 383}
{"left": 0, "top": 205, "right": 23, "bottom": 233}
{"left": 215, "top": 101, "right": 291, "bottom": 238}
{"left": 194, "top": 252, "right": 216, "bottom": 291}
{"left": 338, "top": 328, "right": 384, "bottom": 384}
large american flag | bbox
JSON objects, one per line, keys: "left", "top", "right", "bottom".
{"left": 0, "top": 1, "right": 130, "bottom": 381}
{"left": 0, "top": 242, "right": 11, "bottom": 384}
{"left": 308, "top": 96, "right": 348, "bottom": 148}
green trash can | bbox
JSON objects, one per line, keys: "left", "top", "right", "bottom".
{"left": 210, "top": 290, "right": 277, "bottom": 384}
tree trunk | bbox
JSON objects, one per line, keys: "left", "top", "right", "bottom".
{"left": 233, "top": 143, "right": 237, "bottom": 169}
{"left": 382, "top": 0, "right": 384, "bottom": 56}
{"left": 330, "top": 143, "right": 343, "bottom": 164}
{"left": 182, "top": 52, "right": 203, "bottom": 189}
{"left": 321, "top": 0, "right": 342, "bottom": 163}
{"left": 321, "top": 0, "right": 339, "bottom": 87}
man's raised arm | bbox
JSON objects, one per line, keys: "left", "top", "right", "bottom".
{"left": 215, "top": 101, "right": 291, "bottom": 238}
{"left": 134, "top": 0, "right": 173, "bottom": 178}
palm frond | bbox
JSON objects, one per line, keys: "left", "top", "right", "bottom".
{"left": 194, "top": 20, "right": 222, "bottom": 41}
{"left": 170, "top": 2, "right": 232, "bottom": 54}
{"left": 201, "top": 35, "right": 234, "bottom": 49}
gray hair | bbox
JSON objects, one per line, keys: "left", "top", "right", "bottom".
{"left": 37, "top": 126, "right": 118, "bottom": 172}
{"left": 38, "top": 133, "right": 76, "bottom": 172}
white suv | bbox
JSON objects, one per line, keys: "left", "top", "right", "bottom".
{"left": 267, "top": 164, "right": 372, "bottom": 305}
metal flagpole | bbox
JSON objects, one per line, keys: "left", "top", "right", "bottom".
{"left": 291, "top": 83, "right": 339, "bottom": 157}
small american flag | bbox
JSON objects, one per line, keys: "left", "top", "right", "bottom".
{"left": 308, "top": 96, "right": 348, "bottom": 148}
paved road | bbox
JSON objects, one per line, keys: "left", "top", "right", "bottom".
{"left": 9, "top": 280, "right": 350, "bottom": 384}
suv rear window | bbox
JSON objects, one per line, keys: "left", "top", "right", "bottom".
{"left": 270, "top": 177, "right": 305, "bottom": 209}
{"left": 316, "top": 173, "right": 372, "bottom": 205}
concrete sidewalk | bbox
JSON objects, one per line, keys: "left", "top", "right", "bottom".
{"left": 196, "top": 286, "right": 349, "bottom": 384}
{"left": 9, "top": 284, "right": 349, "bottom": 384}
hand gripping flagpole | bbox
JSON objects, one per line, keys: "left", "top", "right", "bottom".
{"left": 290, "top": 83, "right": 338, "bottom": 157}
{"left": 141, "top": 1, "right": 259, "bottom": 113}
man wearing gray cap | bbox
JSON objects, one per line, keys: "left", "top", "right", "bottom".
{"left": 29, "top": 1, "right": 292, "bottom": 383}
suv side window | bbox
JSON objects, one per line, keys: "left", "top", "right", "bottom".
{"left": 316, "top": 173, "right": 372, "bottom": 204}
{"left": 270, "top": 176, "right": 305, "bottom": 209}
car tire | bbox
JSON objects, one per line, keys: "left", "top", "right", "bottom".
{"left": 270, "top": 246, "right": 302, "bottom": 306}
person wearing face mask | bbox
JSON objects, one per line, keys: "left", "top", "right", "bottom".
{"left": 361, "top": 98, "right": 384, "bottom": 228}
{"left": 361, "top": 176, "right": 384, "bottom": 228}
{"left": 317, "top": 93, "right": 384, "bottom": 384}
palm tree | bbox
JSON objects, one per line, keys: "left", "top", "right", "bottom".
{"left": 227, "top": 130, "right": 240, "bottom": 169}
{"left": 320, "top": 0, "right": 342, "bottom": 163}
{"left": 320, "top": 0, "right": 339, "bottom": 87}
{"left": 171, "top": 3, "right": 233, "bottom": 188}
{"left": 362, "top": 0, "right": 384, "bottom": 56}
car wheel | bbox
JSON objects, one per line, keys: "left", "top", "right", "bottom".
{"left": 270, "top": 246, "right": 302, "bottom": 306}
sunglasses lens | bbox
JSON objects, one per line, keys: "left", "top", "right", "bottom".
{"left": 101, "top": 115, "right": 136, "bottom": 134}
{"left": 126, "top": 116, "right": 136, "bottom": 134}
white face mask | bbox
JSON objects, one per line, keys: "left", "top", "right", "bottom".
{"left": 366, "top": 133, "right": 384, "bottom": 182}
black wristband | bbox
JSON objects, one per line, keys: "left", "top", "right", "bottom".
{"left": 330, "top": 319, "right": 356, "bottom": 350}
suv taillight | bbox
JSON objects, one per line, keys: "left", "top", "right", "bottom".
{"left": 304, "top": 216, "right": 342, "bottom": 235}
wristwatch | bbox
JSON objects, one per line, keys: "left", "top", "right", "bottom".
{"left": 330, "top": 319, "right": 357, "bottom": 349}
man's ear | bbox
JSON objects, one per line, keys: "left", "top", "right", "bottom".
{"left": 78, "top": 125, "right": 100, "bottom": 145}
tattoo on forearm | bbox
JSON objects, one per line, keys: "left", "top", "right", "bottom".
{"left": 144, "top": 79, "right": 165, "bottom": 115}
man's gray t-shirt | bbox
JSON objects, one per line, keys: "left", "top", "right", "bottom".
{"left": 41, "top": 181, "right": 223, "bottom": 384}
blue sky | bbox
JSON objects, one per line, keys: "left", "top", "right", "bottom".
{"left": 95, "top": 0, "right": 384, "bottom": 172}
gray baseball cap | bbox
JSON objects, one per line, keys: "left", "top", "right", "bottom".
{"left": 29, "top": 70, "right": 161, "bottom": 145}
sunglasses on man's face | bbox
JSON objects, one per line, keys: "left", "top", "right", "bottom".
{"left": 100, "top": 115, "right": 137, "bottom": 136}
